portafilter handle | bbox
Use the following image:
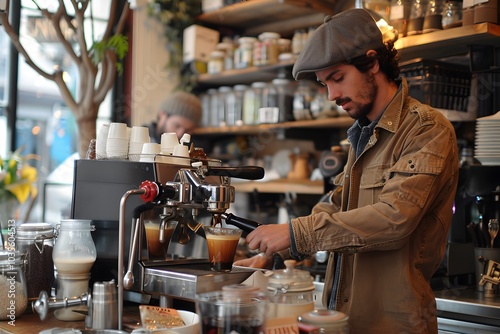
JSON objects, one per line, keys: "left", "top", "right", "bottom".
{"left": 206, "top": 166, "right": 265, "bottom": 180}
{"left": 221, "top": 213, "right": 262, "bottom": 237}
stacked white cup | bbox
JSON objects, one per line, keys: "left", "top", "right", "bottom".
{"left": 106, "top": 122, "right": 129, "bottom": 159}
{"left": 95, "top": 124, "right": 110, "bottom": 159}
{"left": 160, "top": 132, "right": 179, "bottom": 155}
{"left": 140, "top": 143, "right": 161, "bottom": 162}
{"left": 129, "top": 126, "right": 150, "bottom": 161}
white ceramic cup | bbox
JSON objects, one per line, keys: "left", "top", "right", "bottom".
{"left": 130, "top": 126, "right": 150, "bottom": 144}
{"left": 108, "top": 122, "right": 128, "bottom": 139}
{"left": 160, "top": 132, "right": 179, "bottom": 155}
{"left": 142, "top": 143, "right": 161, "bottom": 154}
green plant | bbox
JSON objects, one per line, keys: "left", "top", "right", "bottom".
{"left": 92, "top": 34, "right": 129, "bottom": 75}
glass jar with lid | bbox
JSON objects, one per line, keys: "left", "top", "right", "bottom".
{"left": 234, "top": 37, "right": 257, "bottom": 69}
{"left": 267, "top": 260, "right": 315, "bottom": 319}
{"left": 298, "top": 309, "right": 349, "bottom": 333}
{"left": 15, "top": 222, "right": 55, "bottom": 300}
{"left": 257, "top": 32, "right": 280, "bottom": 66}
{"left": 53, "top": 219, "right": 97, "bottom": 276}
{"left": 207, "top": 50, "right": 225, "bottom": 74}
{"left": 0, "top": 250, "right": 28, "bottom": 320}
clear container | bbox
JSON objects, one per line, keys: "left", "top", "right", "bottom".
{"left": 232, "top": 84, "right": 247, "bottom": 126}
{"left": 293, "top": 80, "right": 313, "bottom": 120}
{"left": 53, "top": 219, "right": 97, "bottom": 276}
{"left": 15, "top": 222, "right": 55, "bottom": 300}
{"left": 216, "top": 42, "right": 234, "bottom": 71}
{"left": 257, "top": 32, "right": 280, "bottom": 66}
{"left": 234, "top": 37, "right": 257, "bottom": 69}
{"left": 267, "top": 260, "right": 315, "bottom": 319}
{"left": 298, "top": 309, "right": 349, "bottom": 334}
{"left": 0, "top": 250, "right": 28, "bottom": 320}
{"left": 407, "top": 0, "right": 428, "bottom": 35}
{"left": 207, "top": 88, "right": 219, "bottom": 128}
{"left": 196, "top": 288, "right": 268, "bottom": 333}
{"left": 243, "top": 82, "right": 267, "bottom": 125}
{"left": 217, "top": 86, "right": 232, "bottom": 127}
{"left": 207, "top": 50, "right": 225, "bottom": 74}
{"left": 272, "top": 78, "right": 295, "bottom": 122}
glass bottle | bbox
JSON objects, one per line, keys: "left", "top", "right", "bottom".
{"left": 407, "top": 0, "right": 428, "bottom": 35}
{"left": 234, "top": 37, "right": 257, "bottom": 69}
{"left": 53, "top": 219, "right": 97, "bottom": 276}
{"left": 15, "top": 222, "right": 55, "bottom": 300}
{"left": 293, "top": 81, "right": 313, "bottom": 121}
{"left": 272, "top": 78, "right": 295, "bottom": 122}
{"left": 232, "top": 84, "right": 247, "bottom": 126}
{"left": 257, "top": 32, "right": 280, "bottom": 66}
{"left": 217, "top": 86, "right": 232, "bottom": 127}
{"left": 250, "top": 82, "right": 268, "bottom": 125}
{"left": 207, "top": 88, "right": 219, "bottom": 128}
{"left": 423, "top": 0, "right": 445, "bottom": 33}
{"left": 0, "top": 251, "right": 28, "bottom": 320}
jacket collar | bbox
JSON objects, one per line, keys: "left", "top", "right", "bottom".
{"left": 375, "top": 77, "right": 408, "bottom": 134}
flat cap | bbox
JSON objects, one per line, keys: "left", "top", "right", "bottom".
{"left": 292, "top": 9, "right": 384, "bottom": 80}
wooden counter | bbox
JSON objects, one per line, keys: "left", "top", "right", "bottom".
{"left": 0, "top": 305, "right": 142, "bottom": 334}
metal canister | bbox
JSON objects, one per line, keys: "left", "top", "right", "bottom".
{"left": 15, "top": 222, "right": 55, "bottom": 300}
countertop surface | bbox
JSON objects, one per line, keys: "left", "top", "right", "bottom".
{"left": 0, "top": 304, "right": 142, "bottom": 334}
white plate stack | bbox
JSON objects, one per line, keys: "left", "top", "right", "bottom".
{"left": 474, "top": 111, "right": 500, "bottom": 166}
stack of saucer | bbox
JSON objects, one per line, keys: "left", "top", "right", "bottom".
{"left": 106, "top": 122, "right": 129, "bottom": 159}
{"left": 474, "top": 111, "right": 500, "bottom": 166}
{"left": 129, "top": 126, "right": 150, "bottom": 161}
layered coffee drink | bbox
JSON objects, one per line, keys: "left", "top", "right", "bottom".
{"left": 204, "top": 227, "right": 242, "bottom": 272}
{"left": 144, "top": 222, "right": 175, "bottom": 259}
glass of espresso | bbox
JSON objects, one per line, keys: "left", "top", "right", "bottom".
{"left": 143, "top": 210, "right": 177, "bottom": 260}
{"left": 204, "top": 226, "right": 242, "bottom": 272}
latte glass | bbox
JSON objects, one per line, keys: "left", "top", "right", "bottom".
{"left": 204, "top": 226, "right": 242, "bottom": 272}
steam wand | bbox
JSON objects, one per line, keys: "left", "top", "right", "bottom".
{"left": 117, "top": 188, "right": 147, "bottom": 330}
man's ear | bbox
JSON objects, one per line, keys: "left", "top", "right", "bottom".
{"left": 366, "top": 50, "right": 379, "bottom": 74}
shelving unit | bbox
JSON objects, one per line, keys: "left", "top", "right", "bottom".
{"left": 194, "top": 0, "right": 500, "bottom": 195}
{"left": 197, "top": 0, "right": 337, "bottom": 37}
{"left": 192, "top": 117, "right": 353, "bottom": 136}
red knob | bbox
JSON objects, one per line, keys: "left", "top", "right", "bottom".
{"left": 139, "top": 180, "right": 159, "bottom": 202}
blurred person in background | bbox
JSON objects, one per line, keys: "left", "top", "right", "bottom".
{"left": 147, "top": 91, "right": 202, "bottom": 142}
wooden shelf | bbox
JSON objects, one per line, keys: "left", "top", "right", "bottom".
{"left": 395, "top": 23, "right": 500, "bottom": 62}
{"left": 192, "top": 116, "right": 354, "bottom": 136}
{"left": 197, "top": 59, "right": 295, "bottom": 86}
{"left": 197, "top": 0, "right": 337, "bottom": 37}
{"left": 233, "top": 179, "right": 324, "bottom": 194}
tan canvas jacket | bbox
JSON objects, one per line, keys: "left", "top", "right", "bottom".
{"left": 289, "top": 78, "right": 459, "bottom": 333}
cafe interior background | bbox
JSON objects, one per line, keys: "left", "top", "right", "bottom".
{"left": 1, "top": 0, "right": 500, "bottom": 332}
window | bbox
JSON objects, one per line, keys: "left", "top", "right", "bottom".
{"left": 1, "top": 1, "right": 116, "bottom": 224}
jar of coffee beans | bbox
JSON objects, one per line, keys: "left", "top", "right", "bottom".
{"left": 15, "top": 223, "right": 55, "bottom": 300}
{"left": 0, "top": 250, "right": 28, "bottom": 320}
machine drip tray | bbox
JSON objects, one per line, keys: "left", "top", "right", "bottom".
{"left": 143, "top": 262, "right": 255, "bottom": 301}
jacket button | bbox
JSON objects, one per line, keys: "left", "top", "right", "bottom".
{"left": 343, "top": 298, "right": 349, "bottom": 303}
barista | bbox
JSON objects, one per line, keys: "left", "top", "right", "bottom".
{"left": 147, "top": 91, "right": 202, "bottom": 142}
{"left": 234, "top": 8, "right": 459, "bottom": 333}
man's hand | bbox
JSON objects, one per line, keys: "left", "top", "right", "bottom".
{"left": 233, "top": 253, "right": 273, "bottom": 269}
{"left": 246, "top": 224, "right": 291, "bottom": 257}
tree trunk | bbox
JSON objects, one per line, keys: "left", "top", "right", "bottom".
{"left": 75, "top": 108, "right": 98, "bottom": 158}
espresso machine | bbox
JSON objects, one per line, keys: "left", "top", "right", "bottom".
{"left": 70, "top": 156, "right": 263, "bottom": 307}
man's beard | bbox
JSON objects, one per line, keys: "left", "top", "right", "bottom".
{"left": 339, "top": 72, "right": 378, "bottom": 120}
